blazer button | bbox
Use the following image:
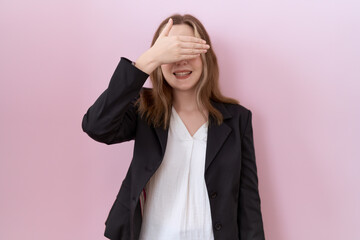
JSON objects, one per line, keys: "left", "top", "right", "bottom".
{"left": 214, "top": 223, "right": 222, "bottom": 231}
{"left": 210, "top": 192, "right": 217, "bottom": 199}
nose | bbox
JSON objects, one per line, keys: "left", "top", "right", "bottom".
{"left": 176, "top": 59, "right": 188, "bottom": 65}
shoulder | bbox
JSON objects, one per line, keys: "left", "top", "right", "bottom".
{"left": 140, "top": 86, "right": 152, "bottom": 94}
{"left": 217, "top": 102, "right": 253, "bottom": 134}
{"left": 223, "top": 102, "right": 251, "bottom": 115}
{"left": 141, "top": 87, "right": 152, "bottom": 91}
{"left": 215, "top": 101, "right": 252, "bottom": 119}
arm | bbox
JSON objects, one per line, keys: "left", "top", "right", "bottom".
{"left": 81, "top": 57, "right": 149, "bottom": 144}
{"left": 238, "top": 110, "right": 265, "bottom": 239}
{"left": 82, "top": 18, "right": 209, "bottom": 144}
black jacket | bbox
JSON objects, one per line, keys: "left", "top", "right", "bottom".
{"left": 82, "top": 57, "right": 265, "bottom": 240}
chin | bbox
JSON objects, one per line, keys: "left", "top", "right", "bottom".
{"left": 171, "top": 82, "right": 199, "bottom": 92}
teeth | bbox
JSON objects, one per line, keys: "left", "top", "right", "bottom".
{"left": 174, "top": 71, "right": 191, "bottom": 76}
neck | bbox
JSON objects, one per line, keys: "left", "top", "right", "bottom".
{"left": 172, "top": 89, "right": 199, "bottom": 112}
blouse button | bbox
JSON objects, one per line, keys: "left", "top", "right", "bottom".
{"left": 214, "top": 223, "right": 222, "bottom": 231}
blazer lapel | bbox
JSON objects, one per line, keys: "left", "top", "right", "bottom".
{"left": 154, "top": 124, "right": 168, "bottom": 157}
{"left": 205, "top": 100, "right": 232, "bottom": 173}
{"left": 153, "top": 100, "right": 233, "bottom": 172}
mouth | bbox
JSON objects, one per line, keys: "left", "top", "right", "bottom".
{"left": 173, "top": 70, "right": 192, "bottom": 79}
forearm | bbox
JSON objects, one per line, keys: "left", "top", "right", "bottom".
{"left": 82, "top": 57, "right": 149, "bottom": 144}
{"left": 238, "top": 110, "right": 265, "bottom": 239}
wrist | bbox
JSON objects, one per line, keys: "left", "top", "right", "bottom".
{"left": 135, "top": 49, "right": 160, "bottom": 75}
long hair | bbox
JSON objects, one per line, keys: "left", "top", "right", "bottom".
{"left": 135, "top": 14, "right": 239, "bottom": 129}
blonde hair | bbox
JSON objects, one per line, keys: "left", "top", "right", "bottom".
{"left": 135, "top": 14, "right": 239, "bottom": 129}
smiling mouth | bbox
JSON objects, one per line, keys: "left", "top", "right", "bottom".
{"left": 173, "top": 71, "right": 192, "bottom": 76}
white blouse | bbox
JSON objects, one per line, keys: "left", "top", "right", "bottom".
{"left": 138, "top": 106, "right": 214, "bottom": 240}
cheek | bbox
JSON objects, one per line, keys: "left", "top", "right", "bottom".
{"left": 192, "top": 57, "right": 203, "bottom": 70}
{"left": 161, "top": 64, "right": 172, "bottom": 76}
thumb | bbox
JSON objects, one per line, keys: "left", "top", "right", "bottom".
{"left": 159, "top": 18, "right": 173, "bottom": 37}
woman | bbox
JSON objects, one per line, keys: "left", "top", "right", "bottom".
{"left": 82, "top": 14, "right": 265, "bottom": 240}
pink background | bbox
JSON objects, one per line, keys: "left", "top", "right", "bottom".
{"left": 1, "top": 1, "right": 359, "bottom": 239}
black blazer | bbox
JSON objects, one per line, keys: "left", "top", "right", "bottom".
{"left": 82, "top": 57, "right": 265, "bottom": 240}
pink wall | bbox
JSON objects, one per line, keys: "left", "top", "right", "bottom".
{"left": 1, "top": 1, "right": 359, "bottom": 239}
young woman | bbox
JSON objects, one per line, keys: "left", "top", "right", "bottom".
{"left": 82, "top": 14, "right": 265, "bottom": 240}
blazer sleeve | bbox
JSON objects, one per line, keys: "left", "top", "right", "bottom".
{"left": 81, "top": 57, "right": 149, "bottom": 145}
{"left": 238, "top": 110, "right": 266, "bottom": 239}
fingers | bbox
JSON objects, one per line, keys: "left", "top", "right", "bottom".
{"left": 180, "top": 54, "right": 201, "bottom": 61}
{"left": 176, "top": 35, "right": 207, "bottom": 44}
{"left": 159, "top": 18, "right": 173, "bottom": 37}
{"left": 179, "top": 42, "right": 210, "bottom": 50}
{"left": 179, "top": 48, "right": 208, "bottom": 55}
